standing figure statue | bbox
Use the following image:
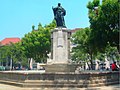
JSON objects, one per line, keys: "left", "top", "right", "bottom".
{"left": 52, "top": 3, "right": 66, "bottom": 28}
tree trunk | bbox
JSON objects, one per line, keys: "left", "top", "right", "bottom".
{"left": 86, "top": 62, "right": 91, "bottom": 70}
{"left": 90, "top": 53, "right": 94, "bottom": 70}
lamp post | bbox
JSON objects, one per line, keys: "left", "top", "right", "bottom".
{"left": 10, "top": 55, "right": 12, "bottom": 71}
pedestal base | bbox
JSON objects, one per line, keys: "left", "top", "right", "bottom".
{"left": 44, "top": 64, "right": 78, "bottom": 72}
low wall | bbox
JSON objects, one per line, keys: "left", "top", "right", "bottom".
{"left": 0, "top": 71, "right": 119, "bottom": 88}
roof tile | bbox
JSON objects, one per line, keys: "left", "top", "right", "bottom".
{"left": 0, "top": 38, "right": 20, "bottom": 45}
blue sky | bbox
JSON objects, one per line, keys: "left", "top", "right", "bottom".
{"left": 0, "top": 0, "right": 91, "bottom": 40}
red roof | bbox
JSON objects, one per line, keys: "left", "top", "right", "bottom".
{"left": 0, "top": 38, "right": 21, "bottom": 45}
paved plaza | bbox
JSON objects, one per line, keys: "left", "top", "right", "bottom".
{"left": 0, "top": 83, "right": 120, "bottom": 90}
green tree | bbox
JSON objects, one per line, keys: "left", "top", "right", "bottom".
{"left": 22, "top": 20, "right": 56, "bottom": 63}
{"left": 105, "top": 45, "right": 120, "bottom": 61}
{"left": 87, "top": 0, "right": 119, "bottom": 53}
{"left": 10, "top": 43, "right": 28, "bottom": 66}
{"left": 0, "top": 46, "right": 8, "bottom": 66}
{"left": 0, "top": 42, "right": 27, "bottom": 69}
{"left": 71, "top": 28, "right": 95, "bottom": 69}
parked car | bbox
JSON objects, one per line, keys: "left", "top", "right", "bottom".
{"left": 0, "top": 66, "right": 5, "bottom": 71}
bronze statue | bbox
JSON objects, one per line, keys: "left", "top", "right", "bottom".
{"left": 52, "top": 3, "right": 66, "bottom": 28}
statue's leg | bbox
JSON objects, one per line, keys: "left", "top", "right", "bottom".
{"left": 57, "top": 18, "right": 62, "bottom": 27}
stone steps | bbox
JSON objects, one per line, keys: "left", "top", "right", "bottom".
{"left": 0, "top": 71, "right": 119, "bottom": 88}
{"left": 0, "top": 79, "right": 119, "bottom": 88}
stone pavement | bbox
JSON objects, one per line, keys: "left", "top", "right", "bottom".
{"left": 0, "top": 83, "right": 120, "bottom": 90}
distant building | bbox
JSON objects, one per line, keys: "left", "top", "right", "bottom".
{"left": 70, "top": 28, "right": 82, "bottom": 35}
{"left": 0, "top": 37, "right": 20, "bottom": 46}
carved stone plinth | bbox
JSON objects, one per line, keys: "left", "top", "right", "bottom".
{"left": 46, "top": 28, "right": 76, "bottom": 72}
{"left": 50, "top": 28, "right": 71, "bottom": 64}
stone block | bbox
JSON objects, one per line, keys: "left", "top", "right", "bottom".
{"left": 44, "top": 64, "right": 78, "bottom": 72}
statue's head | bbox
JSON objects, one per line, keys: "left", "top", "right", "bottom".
{"left": 58, "top": 3, "right": 61, "bottom": 6}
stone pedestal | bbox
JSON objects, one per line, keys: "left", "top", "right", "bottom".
{"left": 51, "top": 28, "right": 71, "bottom": 64}
{"left": 46, "top": 28, "right": 76, "bottom": 72}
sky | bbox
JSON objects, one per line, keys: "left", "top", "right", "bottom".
{"left": 0, "top": 0, "right": 91, "bottom": 41}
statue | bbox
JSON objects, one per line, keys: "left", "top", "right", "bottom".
{"left": 52, "top": 3, "right": 66, "bottom": 28}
